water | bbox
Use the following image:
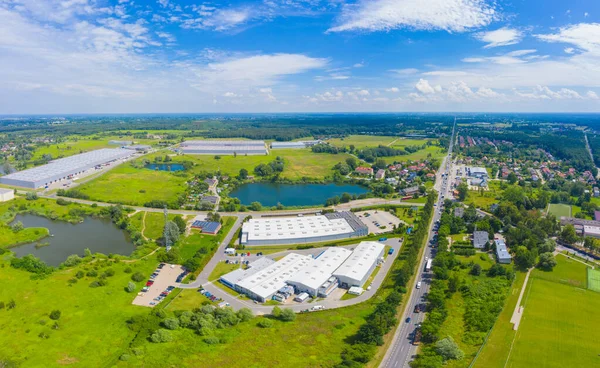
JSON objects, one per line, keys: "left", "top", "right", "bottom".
{"left": 145, "top": 163, "right": 185, "bottom": 171}
{"left": 230, "top": 183, "right": 369, "bottom": 207}
{"left": 10, "top": 214, "right": 133, "bottom": 266}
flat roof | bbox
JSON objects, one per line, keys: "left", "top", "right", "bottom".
{"left": 287, "top": 247, "right": 352, "bottom": 291}
{"left": 191, "top": 221, "right": 221, "bottom": 233}
{"left": 0, "top": 148, "right": 132, "bottom": 184}
{"left": 495, "top": 239, "right": 511, "bottom": 260}
{"left": 333, "top": 241, "right": 385, "bottom": 282}
{"left": 242, "top": 215, "right": 355, "bottom": 242}
{"left": 469, "top": 167, "right": 488, "bottom": 174}
{"left": 584, "top": 225, "right": 600, "bottom": 236}
{"left": 220, "top": 257, "right": 275, "bottom": 287}
{"left": 236, "top": 253, "right": 313, "bottom": 300}
{"left": 0, "top": 188, "right": 13, "bottom": 194}
{"left": 183, "top": 140, "right": 266, "bottom": 146}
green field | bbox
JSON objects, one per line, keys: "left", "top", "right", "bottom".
{"left": 587, "top": 268, "right": 600, "bottom": 292}
{"left": 547, "top": 203, "right": 572, "bottom": 218}
{"left": 467, "top": 181, "right": 504, "bottom": 209}
{"left": 327, "top": 135, "right": 399, "bottom": 148}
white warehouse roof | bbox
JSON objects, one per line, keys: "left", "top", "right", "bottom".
{"left": 183, "top": 140, "right": 266, "bottom": 146}
{"left": 333, "top": 241, "right": 385, "bottom": 284}
{"left": 236, "top": 253, "right": 312, "bottom": 301}
{"left": 287, "top": 247, "right": 352, "bottom": 292}
{"left": 0, "top": 148, "right": 132, "bottom": 188}
{"left": 242, "top": 215, "right": 355, "bottom": 243}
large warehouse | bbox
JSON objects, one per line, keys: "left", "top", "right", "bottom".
{"left": 0, "top": 148, "right": 133, "bottom": 189}
{"left": 179, "top": 140, "right": 267, "bottom": 155}
{"left": 287, "top": 247, "right": 352, "bottom": 297}
{"left": 333, "top": 241, "right": 385, "bottom": 288}
{"left": 220, "top": 241, "right": 385, "bottom": 302}
{"left": 240, "top": 211, "right": 368, "bottom": 246}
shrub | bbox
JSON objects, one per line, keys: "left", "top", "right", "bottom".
{"left": 271, "top": 306, "right": 281, "bottom": 318}
{"left": 131, "top": 272, "right": 145, "bottom": 282}
{"left": 49, "top": 310, "right": 61, "bottom": 320}
{"left": 124, "top": 267, "right": 132, "bottom": 273}
{"left": 150, "top": 329, "right": 172, "bottom": 343}
{"left": 203, "top": 336, "right": 220, "bottom": 345}
{"left": 62, "top": 254, "right": 82, "bottom": 267}
{"left": 119, "top": 354, "right": 130, "bottom": 361}
{"left": 126, "top": 282, "right": 136, "bottom": 293}
{"left": 279, "top": 308, "right": 296, "bottom": 322}
{"left": 102, "top": 268, "right": 115, "bottom": 278}
{"left": 75, "top": 270, "right": 85, "bottom": 279}
{"left": 7, "top": 300, "right": 16, "bottom": 309}
{"left": 162, "top": 318, "right": 180, "bottom": 330}
{"left": 257, "top": 319, "right": 273, "bottom": 328}
{"left": 26, "top": 192, "right": 38, "bottom": 201}
{"left": 86, "top": 270, "right": 98, "bottom": 277}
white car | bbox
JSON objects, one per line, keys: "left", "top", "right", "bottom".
{"left": 416, "top": 281, "right": 422, "bottom": 289}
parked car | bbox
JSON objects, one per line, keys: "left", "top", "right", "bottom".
{"left": 416, "top": 281, "right": 422, "bottom": 289}
{"left": 406, "top": 317, "right": 411, "bottom": 323}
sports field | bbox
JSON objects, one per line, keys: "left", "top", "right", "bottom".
{"left": 588, "top": 268, "right": 600, "bottom": 292}
{"left": 547, "top": 203, "right": 571, "bottom": 218}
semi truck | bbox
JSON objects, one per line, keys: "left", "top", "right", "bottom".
{"left": 425, "top": 258, "right": 433, "bottom": 272}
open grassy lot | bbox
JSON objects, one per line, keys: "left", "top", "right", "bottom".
{"left": 588, "top": 268, "right": 600, "bottom": 292}
{"left": 327, "top": 135, "right": 399, "bottom": 148}
{"left": 384, "top": 145, "right": 446, "bottom": 163}
{"left": 277, "top": 149, "right": 355, "bottom": 180}
{"left": 142, "top": 212, "right": 181, "bottom": 240}
{"left": 467, "top": 181, "right": 504, "bottom": 209}
{"left": 547, "top": 203, "right": 572, "bottom": 218}
{"left": 208, "top": 261, "right": 241, "bottom": 281}
{"left": 77, "top": 165, "right": 188, "bottom": 207}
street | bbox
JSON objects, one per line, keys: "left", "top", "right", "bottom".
{"left": 380, "top": 118, "right": 456, "bottom": 368}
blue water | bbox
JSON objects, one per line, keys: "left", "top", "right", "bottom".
{"left": 229, "top": 183, "right": 368, "bottom": 207}
{"left": 145, "top": 163, "right": 185, "bottom": 171}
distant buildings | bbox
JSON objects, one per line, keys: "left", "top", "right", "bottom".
{"left": 355, "top": 167, "right": 374, "bottom": 176}
{"left": 468, "top": 167, "right": 489, "bottom": 179}
{"left": 375, "top": 169, "right": 386, "bottom": 180}
{"left": 180, "top": 140, "right": 267, "bottom": 155}
{"left": 401, "top": 186, "right": 420, "bottom": 196}
{"left": 270, "top": 140, "right": 321, "bottom": 149}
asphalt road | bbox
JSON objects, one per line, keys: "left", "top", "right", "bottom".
{"left": 380, "top": 119, "right": 456, "bottom": 368}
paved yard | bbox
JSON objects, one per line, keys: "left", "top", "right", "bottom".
{"left": 357, "top": 210, "right": 401, "bottom": 235}
{"left": 132, "top": 264, "right": 185, "bottom": 307}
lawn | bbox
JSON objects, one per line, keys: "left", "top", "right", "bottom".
{"left": 547, "top": 203, "right": 572, "bottom": 218}
{"left": 395, "top": 206, "right": 420, "bottom": 225}
{"left": 77, "top": 164, "right": 189, "bottom": 207}
{"left": 277, "top": 149, "right": 355, "bottom": 180}
{"left": 327, "top": 135, "right": 399, "bottom": 149}
{"left": 142, "top": 212, "right": 181, "bottom": 240}
{"left": 208, "top": 260, "right": 241, "bottom": 281}
{"left": 588, "top": 268, "right": 600, "bottom": 292}
{"left": 467, "top": 181, "right": 504, "bottom": 209}
{"left": 0, "top": 225, "right": 49, "bottom": 249}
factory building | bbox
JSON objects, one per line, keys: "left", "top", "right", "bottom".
{"left": 333, "top": 241, "right": 385, "bottom": 288}
{"left": 219, "top": 257, "right": 276, "bottom": 289}
{"left": 234, "top": 253, "right": 313, "bottom": 302}
{"left": 287, "top": 247, "right": 352, "bottom": 297}
{"left": 270, "top": 140, "right": 321, "bottom": 149}
{"left": 467, "top": 167, "right": 489, "bottom": 179}
{"left": 0, "top": 149, "right": 133, "bottom": 189}
{"left": 179, "top": 140, "right": 267, "bottom": 155}
{"left": 240, "top": 211, "right": 368, "bottom": 246}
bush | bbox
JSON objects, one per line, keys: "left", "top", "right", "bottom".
{"left": 131, "top": 272, "right": 145, "bottom": 282}
{"left": 162, "top": 318, "right": 180, "bottom": 330}
{"left": 124, "top": 267, "right": 133, "bottom": 274}
{"left": 75, "top": 270, "right": 85, "bottom": 279}
{"left": 26, "top": 192, "right": 38, "bottom": 200}
{"left": 435, "top": 336, "right": 464, "bottom": 360}
{"left": 203, "top": 336, "right": 220, "bottom": 345}
{"left": 150, "top": 329, "right": 172, "bottom": 343}
{"left": 62, "top": 254, "right": 82, "bottom": 267}
{"left": 126, "top": 282, "right": 136, "bottom": 293}
{"left": 119, "top": 354, "right": 130, "bottom": 361}
{"left": 271, "top": 306, "right": 281, "bottom": 318}
{"left": 86, "top": 270, "right": 98, "bottom": 277}
{"left": 49, "top": 310, "right": 61, "bottom": 320}
{"left": 279, "top": 308, "right": 296, "bottom": 322}
{"left": 257, "top": 318, "right": 273, "bottom": 328}
{"left": 102, "top": 268, "right": 116, "bottom": 278}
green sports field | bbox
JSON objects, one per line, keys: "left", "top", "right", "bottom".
{"left": 588, "top": 268, "right": 600, "bottom": 292}
{"left": 547, "top": 203, "right": 572, "bottom": 218}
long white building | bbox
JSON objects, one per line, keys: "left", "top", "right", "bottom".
{"left": 287, "top": 247, "right": 352, "bottom": 296}
{"left": 333, "top": 241, "right": 385, "bottom": 288}
{"left": 0, "top": 148, "right": 133, "bottom": 189}
{"left": 180, "top": 140, "right": 267, "bottom": 155}
{"left": 240, "top": 212, "right": 368, "bottom": 246}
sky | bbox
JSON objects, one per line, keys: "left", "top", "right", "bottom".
{"left": 1, "top": 0, "right": 600, "bottom": 114}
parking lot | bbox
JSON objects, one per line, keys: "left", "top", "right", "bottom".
{"left": 132, "top": 263, "right": 187, "bottom": 307}
{"left": 357, "top": 210, "right": 402, "bottom": 235}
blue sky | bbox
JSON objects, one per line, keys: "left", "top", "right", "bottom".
{"left": 0, "top": 0, "right": 599, "bottom": 113}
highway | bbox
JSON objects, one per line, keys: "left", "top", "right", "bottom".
{"left": 380, "top": 119, "right": 457, "bottom": 368}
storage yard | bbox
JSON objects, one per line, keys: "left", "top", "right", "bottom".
{"left": 179, "top": 140, "right": 268, "bottom": 155}
{"left": 240, "top": 211, "right": 368, "bottom": 246}
{"left": 219, "top": 242, "right": 385, "bottom": 302}
{"left": 0, "top": 148, "right": 134, "bottom": 189}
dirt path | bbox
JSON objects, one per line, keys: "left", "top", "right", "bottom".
{"left": 141, "top": 212, "right": 149, "bottom": 241}
{"left": 387, "top": 138, "right": 399, "bottom": 146}
{"left": 510, "top": 268, "right": 532, "bottom": 331}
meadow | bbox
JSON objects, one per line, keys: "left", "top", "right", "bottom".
{"left": 547, "top": 203, "right": 572, "bottom": 218}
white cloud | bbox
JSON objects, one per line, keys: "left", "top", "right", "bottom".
{"left": 587, "top": 91, "right": 599, "bottom": 99}
{"left": 564, "top": 47, "right": 575, "bottom": 54}
{"left": 357, "top": 89, "right": 370, "bottom": 96}
{"left": 513, "top": 86, "right": 585, "bottom": 100}
{"left": 535, "top": 23, "right": 600, "bottom": 53}
{"left": 415, "top": 79, "right": 441, "bottom": 94}
{"left": 390, "top": 68, "right": 419, "bottom": 76}
{"left": 327, "top": 0, "right": 496, "bottom": 33}
{"left": 476, "top": 27, "right": 523, "bottom": 48}
{"left": 223, "top": 92, "right": 238, "bottom": 97}
{"left": 353, "top": 62, "right": 364, "bottom": 68}
{"left": 461, "top": 49, "right": 539, "bottom": 65}
{"left": 386, "top": 87, "right": 400, "bottom": 92}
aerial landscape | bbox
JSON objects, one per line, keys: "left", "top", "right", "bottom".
{"left": 1, "top": 1, "right": 600, "bottom": 368}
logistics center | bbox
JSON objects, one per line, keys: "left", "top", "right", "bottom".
{"left": 0, "top": 148, "right": 133, "bottom": 189}
{"left": 179, "top": 140, "right": 267, "bottom": 155}
{"left": 220, "top": 242, "right": 385, "bottom": 302}
{"left": 240, "top": 211, "right": 368, "bottom": 246}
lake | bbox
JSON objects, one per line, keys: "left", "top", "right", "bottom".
{"left": 145, "top": 163, "right": 185, "bottom": 171}
{"left": 229, "top": 183, "right": 369, "bottom": 207}
{"left": 11, "top": 214, "right": 134, "bottom": 266}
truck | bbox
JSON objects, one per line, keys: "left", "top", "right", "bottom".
{"left": 425, "top": 258, "right": 433, "bottom": 272}
{"left": 224, "top": 248, "right": 235, "bottom": 255}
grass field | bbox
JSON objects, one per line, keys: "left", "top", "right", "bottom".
{"left": 587, "top": 268, "right": 600, "bottom": 292}
{"left": 467, "top": 181, "right": 504, "bottom": 209}
{"left": 327, "top": 135, "right": 399, "bottom": 148}
{"left": 547, "top": 203, "right": 572, "bottom": 218}
{"left": 208, "top": 260, "right": 240, "bottom": 281}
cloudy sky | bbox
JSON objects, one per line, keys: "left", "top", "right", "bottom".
{"left": 1, "top": 0, "right": 600, "bottom": 113}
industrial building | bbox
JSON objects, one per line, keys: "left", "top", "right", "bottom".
{"left": 240, "top": 211, "right": 368, "bottom": 246}
{"left": 179, "top": 140, "right": 267, "bottom": 155}
{"left": 0, "top": 188, "right": 14, "bottom": 202}
{"left": 234, "top": 253, "right": 313, "bottom": 302}
{"left": 583, "top": 225, "right": 600, "bottom": 239}
{"left": 191, "top": 221, "right": 222, "bottom": 235}
{"left": 333, "top": 241, "right": 385, "bottom": 288}
{"left": 270, "top": 140, "right": 321, "bottom": 149}
{"left": 495, "top": 239, "right": 512, "bottom": 264}
{"left": 219, "top": 257, "right": 276, "bottom": 289}
{"left": 0, "top": 149, "right": 133, "bottom": 189}
{"left": 287, "top": 247, "right": 352, "bottom": 297}
{"left": 468, "top": 167, "right": 489, "bottom": 178}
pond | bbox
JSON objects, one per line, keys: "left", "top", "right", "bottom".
{"left": 10, "top": 214, "right": 134, "bottom": 266}
{"left": 145, "top": 163, "right": 185, "bottom": 172}
{"left": 229, "top": 183, "right": 369, "bottom": 207}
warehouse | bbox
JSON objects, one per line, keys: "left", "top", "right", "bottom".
{"left": 495, "top": 239, "right": 512, "bottom": 264}
{"left": 287, "top": 247, "right": 352, "bottom": 297}
{"left": 234, "top": 253, "right": 313, "bottom": 302}
{"left": 219, "top": 257, "right": 275, "bottom": 289}
{"left": 333, "top": 241, "right": 385, "bottom": 288}
{"left": 191, "top": 220, "right": 221, "bottom": 235}
{"left": 0, "top": 149, "right": 133, "bottom": 189}
{"left": 240, "top": 211, "right": 368, "bottom": 246}
{"left": 270, "top": 140, "right": 321, "bottom": 149}
{"left": 0, "top": 188, "right": 14, "bottom": 202}
{"left": 468, "top": 167, "right": 489, "bottom": 178}
{"left": 180, "top": 140, "right": 267, "bottom": 155}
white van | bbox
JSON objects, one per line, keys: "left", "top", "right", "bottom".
{"left": 224, "top": 248, "right": 235, "bottom": 255}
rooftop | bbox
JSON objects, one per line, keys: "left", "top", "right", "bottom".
{"left": 242, "top": 214, "right": 356, "bottom": 242}
{"left": 333, "top": 241, "right": 385, "bottom": 282}
{"left": 287, "top": 247, "right": 352, "bottom": 291}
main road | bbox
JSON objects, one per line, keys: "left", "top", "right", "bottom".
{"left": 380, "top": 119, "right": 457, "bottom": 368}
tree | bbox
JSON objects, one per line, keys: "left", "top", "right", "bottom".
{"left": 236, "top": 308, "right": 254, "bottom": 322}
{"left": 514, "top": 246, "right": 536, "bottom": 270}
{"left": 435, "top": 336, "right": 464, "bottom": 360}
{"left": 538, "top": 252, "right": 557, "bottom": 271}
{"left": 374, "top": 158, "right": 387, "bottom": 170}
{"left": 131, "top": 272, "right": 145, "bottom": 282}
{"left": 249, "top": 201, "right": 262, "bottom": 211}
{"left": 25, "top": 192, "right": 38, "bottom": 200}
{"left": 470, "top": 263, "right": 482, "bottom": 276}
{"left": 173, "top": 216, "right": 187, "bottom": 234}
{"left": 49, "top": 310, "right": 61, "bottom": 320}
{"left": 457, "top": 182, "right": 468, "bottom": 201}
{"left": 560, "top": 224, "right": 579, "bottom": 245}
{"left": 238, "top": 168, "right": 249, "bottom": 180}
{"left": 11, "top": 221, "right": 23, "bottom": 233}
{"left": 162, "top": 317, "right": 180, "bottom": 330}
{"left": 346, "top": 157, "right": 357, "bottom": 169}
{"left": 163, "top": 221, "right": 180, "bottom": 245}
{"left": 257, "top": 318, "right": 273, "bottom": 328}
{"left": 507, "top": 172, "right": 518, "bottom": 185}
{"left": 126, "top": 282, "right": 136, "bottom": 293}
{"left": 279, "top": 308, "right": 296, "bottom": 322}
{"left": 150, "top": 329, "right": 173, "bottom": 343}
{"left": 271, "top": 306, "right": 282, "bottom": 318}
{"left": 62, "top": 254, "right": 82, "bottom": 267}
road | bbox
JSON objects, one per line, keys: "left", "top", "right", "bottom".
{"left": 584, "top": 132, "right": 600, "bottom": 180}
{"left": 380, "top": 118, "right": 456, "bottom": 368}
